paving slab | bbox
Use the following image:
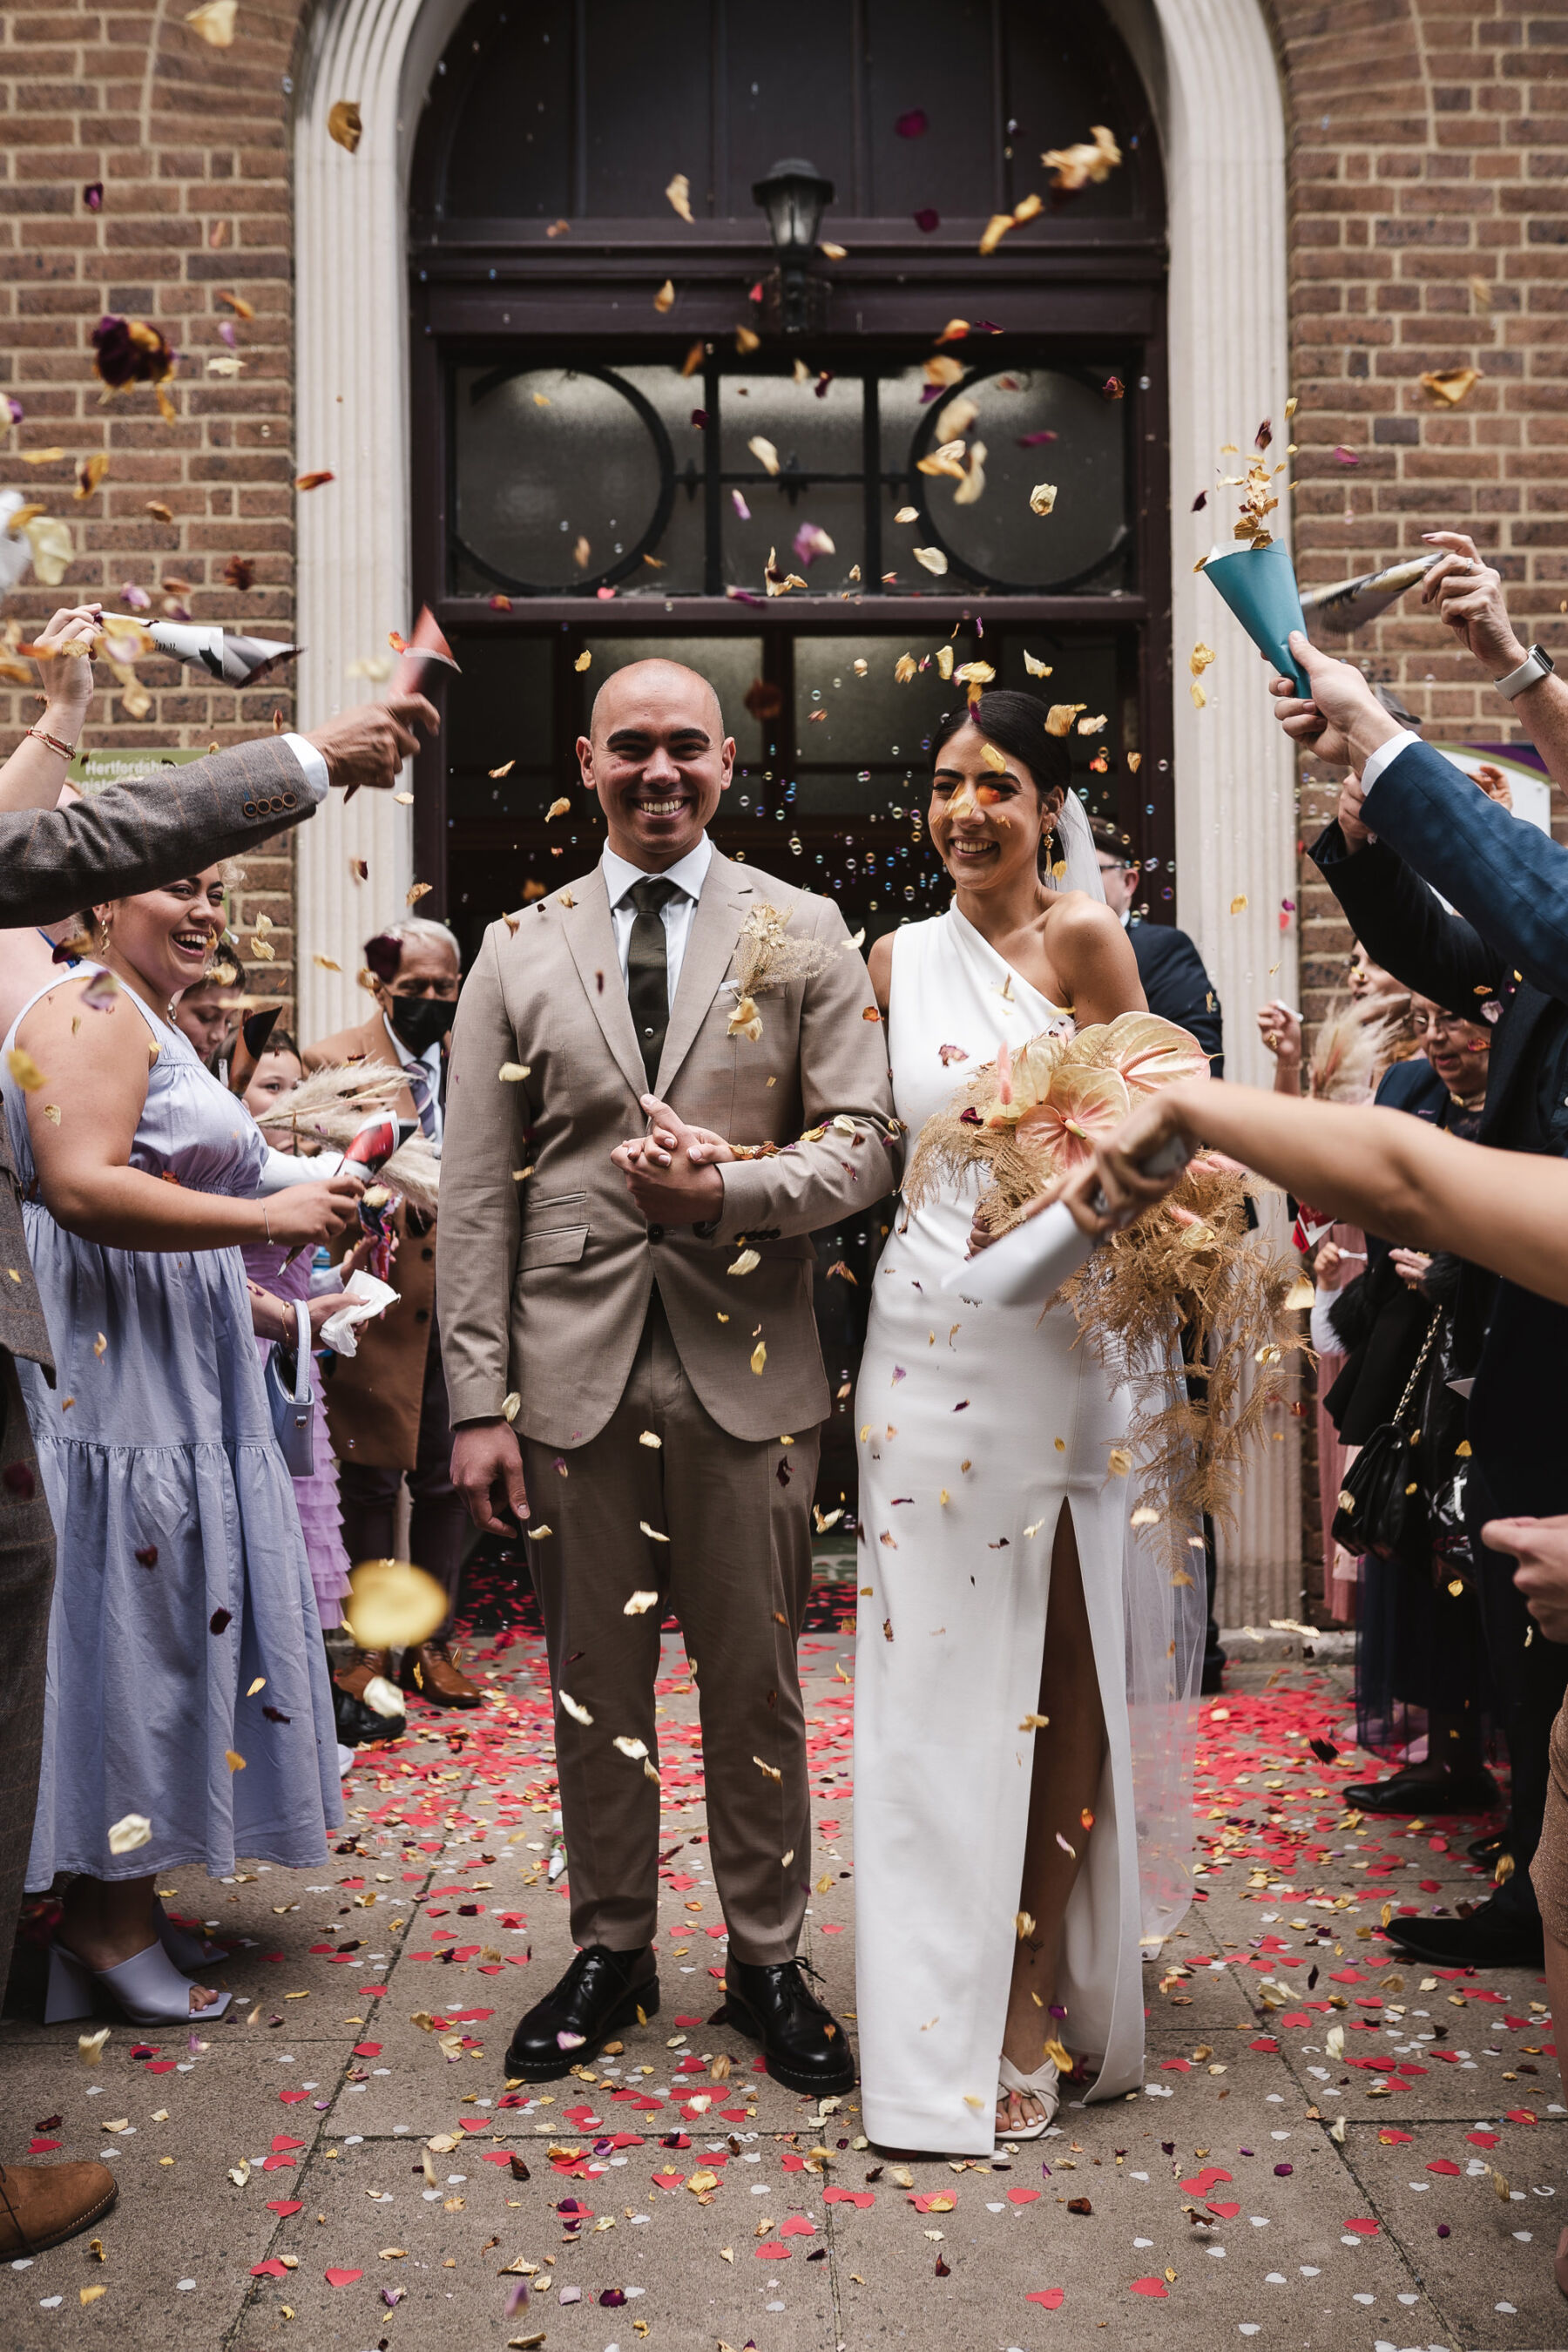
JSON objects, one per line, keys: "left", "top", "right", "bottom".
{"left": 4, "top": 1622, "right": 1560, "bottom": 2352}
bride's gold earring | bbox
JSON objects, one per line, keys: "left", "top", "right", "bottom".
{"left": 97, "top": 916, "right": 112, "bottom": 956}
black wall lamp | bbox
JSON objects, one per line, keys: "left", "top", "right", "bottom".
{"left": 751, "top": 157, "right": 835, "bottom": 335}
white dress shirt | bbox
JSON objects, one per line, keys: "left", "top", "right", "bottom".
{"left": 382, "top": 1011, "right": 444, "bottom": 1151}
{"left": 1360, "top": 727, "right": 1420, "bottom": 795}
{"left": 600, "top": 835, "right": 713, "bottom": 998}
{"left": 280, "top": 733, "right": 330, "bottom": 799}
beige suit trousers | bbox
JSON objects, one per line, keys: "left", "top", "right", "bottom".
{"left": 521, "top": 1300, "right": 819, "bottom": 1966}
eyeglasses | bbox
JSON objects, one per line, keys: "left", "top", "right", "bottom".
{"left": 1410, "top": 1011, "right": 1480, "bottom": 1039}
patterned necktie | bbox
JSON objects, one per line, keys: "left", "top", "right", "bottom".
{"left": 405, "top": 1057, "right": 438, "bottom": 1139}
{"left": 625, "top": 876, "right": 679, "bottom": 1088}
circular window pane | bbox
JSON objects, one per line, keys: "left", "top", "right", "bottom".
{"left": 452, "top": 365, "right": 672, "bottom": 593}
{"left": 909, "top": 367, "right": 1128, "bottom": 593}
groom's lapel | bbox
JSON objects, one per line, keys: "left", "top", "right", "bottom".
{"left": 655, "top": 851, "right": 753, "bottom": 1097}
{"left": 559, "top": 870, "right": 647, "bottom": 1102}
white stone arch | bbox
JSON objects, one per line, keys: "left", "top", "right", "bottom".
{"left": 293, "top": 0, "right": 1299, "bottom": 1607}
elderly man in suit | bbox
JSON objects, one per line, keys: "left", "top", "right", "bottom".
{"left": 0, "top": 600, "right": 434, "bottom": 2261}
{"left": 305, "top": 916, "right": 478, "bottom": 1712}
{"left": 439, "top": 658, "right": 898, "bottom": 2093}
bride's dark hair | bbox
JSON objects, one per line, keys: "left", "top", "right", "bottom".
{"left": 930, "top": 690, "right": 1072, "bottom": 881}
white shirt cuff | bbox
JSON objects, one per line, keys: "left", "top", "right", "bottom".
{"left": 1360, "top": 728, "right": 1420, "bottom": 795}
{"left": 281, "top": 732, "right": 329, "bottom": 803}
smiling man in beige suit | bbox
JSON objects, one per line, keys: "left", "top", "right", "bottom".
{"left": 438, "top": 659, "right": 896, "bottom": 2093}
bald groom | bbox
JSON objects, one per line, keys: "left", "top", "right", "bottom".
{"left": 439, "top": 660, "right": 896, "bottom": 2092}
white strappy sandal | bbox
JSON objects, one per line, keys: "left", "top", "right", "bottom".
{"left": 995, "top": 2053, "right": 1062, "bottom": 2144}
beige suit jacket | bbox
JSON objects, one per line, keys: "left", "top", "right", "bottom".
{"left": 437, "top": 847, "right": 898, "bottom": 1449}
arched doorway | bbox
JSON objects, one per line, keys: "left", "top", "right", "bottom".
{"left": 404, "top": 0, "right": 1171, "bottom": 966}
{"left": 293, "top": 0, "right": 1302, "bottom": 1616}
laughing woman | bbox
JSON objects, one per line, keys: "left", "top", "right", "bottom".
{"left": 854, "top": 689, "right": 1184, "bottom": 2155}
{"left": 0, "top": 868, "right": 362, "bottom": 2026}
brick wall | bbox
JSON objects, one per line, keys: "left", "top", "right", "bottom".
{"left": 1274, "top": 0, "right": 1568, "bottom": 1604}
{"left": 0, "top": 0, "right": 307, "bottom": 1011}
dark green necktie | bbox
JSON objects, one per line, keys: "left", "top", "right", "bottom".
{"left": 625, "top": 876, "right": 679, "bottom": 1087}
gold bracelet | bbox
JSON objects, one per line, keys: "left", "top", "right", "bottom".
{"left": 261, "top": 1201, "right": 273, "bottom": 1245}
{"left": 27, "top": 724, "right": 78, "bottom": 760}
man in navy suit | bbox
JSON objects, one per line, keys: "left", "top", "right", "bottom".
{"left": 1275, "top": 620, "right": 1568, "bottom": 1969}
{"left": 1091, "top": 819, "right": 1225, "bottom": 1074}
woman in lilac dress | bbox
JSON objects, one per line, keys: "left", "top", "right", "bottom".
{"left": 2, "top": 868, "right": 362, "bottom": 2026}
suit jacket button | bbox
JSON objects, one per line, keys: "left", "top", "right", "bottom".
{"left": 243, "top": 801, "right": 256, "bottom": 815}
{"left": 422, "top": 1247, "right": 434, "bottom": 1260}
{"left": 415, "top": 1307, "right": 430, "bottom": 1323}
{"left": 647, "top": 1224, "right": 665, "bottom": 1242}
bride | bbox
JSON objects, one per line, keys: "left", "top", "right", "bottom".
{"left": 855, "top": 687, "right": 1195, "bottom": 2154}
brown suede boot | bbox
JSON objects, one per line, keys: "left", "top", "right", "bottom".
{"left": 0, "top": 2159, "right": 118, "bottom": 2256}
{"left": 400, "top": 1639, "right": 483, "bottom": 1708}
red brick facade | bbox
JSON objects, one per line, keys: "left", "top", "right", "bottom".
{"left": 0, "top": 0, "right": 306, "bottom": 990}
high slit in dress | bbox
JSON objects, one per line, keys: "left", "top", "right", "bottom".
{"left": 854, "top": 907, "right": 1153, "bottom": 2156}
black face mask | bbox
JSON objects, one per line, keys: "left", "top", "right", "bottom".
{"left": 387, "top": 994, "right": 453, "bottom": 1058}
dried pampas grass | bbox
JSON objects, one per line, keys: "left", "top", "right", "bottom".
{"left": 258, "top": 1058, "right": 400, "bottom": 1149}
{"left": 256, "top": 1059, "right": 441, "bottom": 1211}
{"left": 1308, "top": 992, "right": 1407, "bottom": 1103}
{"left": 727, "top": 902, "right": 838, "bottom": 1041}
{"left": 906, "top": 1014, "right": 1301, "bottom": 1530}
{"left": 1059, "top": 1166, "right": 1301, "bottom": 1534}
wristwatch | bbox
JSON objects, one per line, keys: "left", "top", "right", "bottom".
{"left": 1495, "top": 643, "right": 1556, "bottom": 700}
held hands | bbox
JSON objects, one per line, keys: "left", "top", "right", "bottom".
{"left": 34, "top": 605, "right": 105, "bottom": 731}
{"left": 1419, "top": 532, "right": 1528, "bottom": 680}
{"left": 611, "top": 1092, "right": 730, "bottom": 1224}
{"left": 451, "top": 1420, "right": 531, "bottom": 1535}
{"left": 1265, "top": 632, "right": 1399, "bottom": 774}
{"left": 303, "top": 694, "right": 439, "bottom": 794}
{"left": 1482, "top": 1513, "right": 1568, "bottom": 1644}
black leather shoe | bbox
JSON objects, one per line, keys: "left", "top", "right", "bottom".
{"left": 1468, "top": 1829, "right": 1510, "bottom": 1864}
{"left": 1382, "top": 1897, "right": 1544, "bottom": 1970}
{"left": 716, "top": 1959, "right": 855, "bottom": 2096}
{"left": 1342, "top": 1766, "right": 1501, "bottom": 1815}
{"left": 504, "top": 1945, "right": 658, "bottom": 2081}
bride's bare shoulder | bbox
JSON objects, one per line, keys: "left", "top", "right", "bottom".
{"left": 1038, "top": 889, "right": 1127, "bottom": 952}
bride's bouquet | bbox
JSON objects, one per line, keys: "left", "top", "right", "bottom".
{"left": 905, "top": 1012, "right": 1301, "bottom": 1531}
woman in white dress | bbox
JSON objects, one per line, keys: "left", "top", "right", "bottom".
{"left": 855, "top": 689, "right": 1168, "bottom": 2155}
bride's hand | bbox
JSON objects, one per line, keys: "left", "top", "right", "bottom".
{"left": 967, "top": 1184, "right": 1061, "bottom": 1256}
{"left": 632, "top": 1092, "right": 735, "bottom": 1170}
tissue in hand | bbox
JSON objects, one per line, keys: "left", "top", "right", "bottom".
{"left": 319, "top": 1270, "right": 399, "bottom": 1357}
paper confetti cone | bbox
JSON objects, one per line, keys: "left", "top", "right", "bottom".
{"left": 1202, "top": 539, "right": 1310, "bottom": 695}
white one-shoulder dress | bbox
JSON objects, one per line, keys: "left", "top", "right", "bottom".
{"left": 854, "top": 907, "right": 1158, "bottom": 2156}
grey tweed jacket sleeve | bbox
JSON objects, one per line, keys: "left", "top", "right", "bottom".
{"left": 0, "top": 734, "right": 322, "bottom": 928}
{"left": 0, "top": 733, "right": 326, "bottom": 1377}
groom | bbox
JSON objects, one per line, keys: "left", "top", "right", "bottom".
{"left": 439, "top": 659, "right": 896, "bottom": 2091}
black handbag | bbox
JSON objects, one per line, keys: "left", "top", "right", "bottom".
{"left": 1331, "top": 1308, "right": 1441, "bottom": 1564}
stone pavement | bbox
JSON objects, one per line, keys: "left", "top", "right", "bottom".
{"left": 3, "top": 1601, "right": 1565, "bottom": 2352}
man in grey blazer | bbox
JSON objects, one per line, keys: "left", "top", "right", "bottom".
{"left": 0, "top": 671, "right": 435, "bottom": 2261}
{"left": 442, "top": 659, "right": 897, "bottom": 2096}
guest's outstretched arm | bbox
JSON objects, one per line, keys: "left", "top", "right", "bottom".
{"left": 1056, "top": 1079, "right": 1568, "bottom": 1310}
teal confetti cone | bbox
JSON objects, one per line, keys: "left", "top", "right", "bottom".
{"left": 1203, "top": 539, "right": 1310, "bottom": 696}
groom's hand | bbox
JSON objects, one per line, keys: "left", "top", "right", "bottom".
{"left": 612, "top": 1092, "right": 727, "bottom": 1224}
{"left": 451, "top": 1418, "right": 530, "bottom": 1534}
